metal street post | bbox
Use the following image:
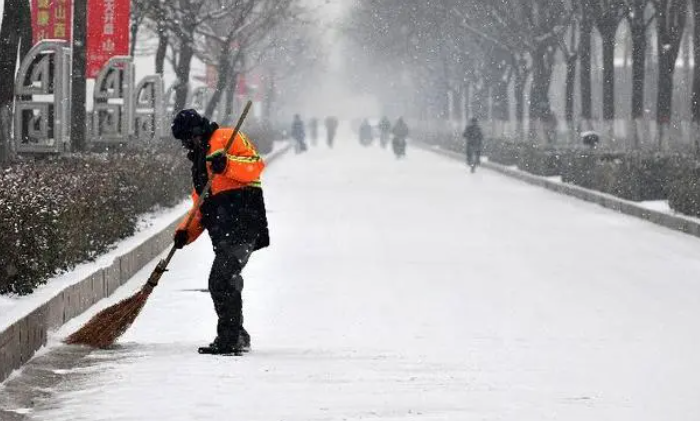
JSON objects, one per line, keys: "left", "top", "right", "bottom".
{"left": 71, "top": 0, "right": 88, "bottom": 151}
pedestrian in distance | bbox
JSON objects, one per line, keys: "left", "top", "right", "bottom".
{"left": 378, "top": 116, "right": 391, "bottom": 148}
{"left": 291, "top": 114, "right": 307, "bottom": 153}
{"left": 463, "top": 117, "right": 483, "bottom": 173}
{"left": 309, "top": 117, "right": 319, "bottom": 147}
{"left": 359, "top": 119, "right": 373, "bottom": 146}
{"left": 325, "top": 116, "right": 339, "bottom": 148}
{"left": 391, "top": 117, "right": 409, "bottom": 159}
{"left": 171, "top": 109, "right": 270, "bottom": 356}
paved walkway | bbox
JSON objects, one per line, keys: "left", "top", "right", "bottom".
{"left": 3, "top": 127, "right": 700, "bottom": 420}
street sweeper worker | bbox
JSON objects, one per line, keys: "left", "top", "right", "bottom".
{"left": 171, "top": 109, "right": 269, "bottom": 355}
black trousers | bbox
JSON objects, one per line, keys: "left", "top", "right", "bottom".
{"left": 208, "top": 242, "right": 254, "bottom": 346}
{"left": 467, "top": 147, "right": 481, "bottom": 167}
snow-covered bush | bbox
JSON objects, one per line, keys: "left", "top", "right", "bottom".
{"left": 595, "top": 153, "right": 688, "bottom": 202}
{"left": 0, "top": 150, "right": 190, "bottom": 295}
{"left": 485, "top": 140, "right": 523, "bottom": 167}
{"left": 517, "top": 145, "right": 563, "bottom": 177}
{"left": 668, "top": 162, "right": 700, "bottom": 217}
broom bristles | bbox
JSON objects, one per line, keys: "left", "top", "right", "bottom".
{"left": 65, "top": 287, "right": 152, "bottom": 348}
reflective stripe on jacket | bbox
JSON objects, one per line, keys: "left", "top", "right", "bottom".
{"left": 178, "top": 129, "right": 265, "bottom": 244}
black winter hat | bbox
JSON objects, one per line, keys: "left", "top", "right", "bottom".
{"left": 171, "top": 109, "right": 207, "bottom": 140}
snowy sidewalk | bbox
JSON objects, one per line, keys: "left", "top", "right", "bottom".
{"left": 4, "top": 128, "right": 700, "bottom": 420}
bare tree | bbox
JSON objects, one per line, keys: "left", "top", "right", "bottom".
{"left": 197, "top": 0, "right": 296, "bottom": 119}
{"left": 161, "top": 0, "right": 244, "bottom": 111}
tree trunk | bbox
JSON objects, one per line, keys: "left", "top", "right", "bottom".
{"left": 154, "top": 12, "right": 168, "bottom": 75}
{"left": 530, "top": 47, "right": 556, "bottom": 145}
{"left": 471, "top": 82, "right": 488, "bottom": 121}
{"left": 262, "top": 71, "right": 273, "bottom": 122}
{"left": 565, "top": 55, "right": 577, "bottom": 123}
{"left": 0, "top": 0, "right": 31, "bottom": 163}
{"left": 601, "top": 32, "right": 616, "bottom": 120}
{"left": 656, "top": 0, "right": 689, "bottom": 150}
{"left": 692, "top": 2, "right": 700, "bottom": 126}
{"left": 514, "top": 70, "right": 526, "bottom": 141}
{"left": 71, "top": 0, "right": 88, "bottom": 151}
{"left": 579, "top": 19, "right": 593, "bottom": 121}
{"left": 493, "top": 79, "right": 509, "bottom": 121}
{"left": 657, "top": 52, "right": 675, "bottom": 148}
{"left": 453, "top": 87, "right": 464, "bottom": 123}
{"left": 529, "top": 47, "right": 554, "bottom": 120}
{"left": 630, "top": 20, "right": 648, "bottom": 150}
{"left": 464, "top": 82, "right": 471, "bottom": 120}
{"left": 204, "top": 45, "right": 232, "bottom": 119}
{"left": 630, "top": 23, "right": 647, "bottom": 120}
{"left": 174, "top": 41, "right": 194, "bottom": 112}
{"left": 225, "top": 73, "right": 239, "bottom": 125}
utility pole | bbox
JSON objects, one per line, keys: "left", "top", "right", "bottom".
{"left": 71, "top": 0, "right": 88, "bottom": 151}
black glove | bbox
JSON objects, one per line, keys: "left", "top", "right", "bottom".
{"left": 174, "top": 230, "right": 189, "bottom": 249}
{"left": 208, "top": 152, "right": 227, "bottom": 174}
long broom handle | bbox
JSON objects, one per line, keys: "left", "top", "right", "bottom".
{"left": 158, "top": 100, "right": 254, "bottom": 271}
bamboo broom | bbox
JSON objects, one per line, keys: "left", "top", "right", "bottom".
{"left": 65, "top": 100, "right": 253, "bottom": 348}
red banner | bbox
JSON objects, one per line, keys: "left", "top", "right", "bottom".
{"left": 31, "top": 0, "right": 72, "bottom": 43}
{"left": 86, "top": 0, "right": 130, "bottom": 78}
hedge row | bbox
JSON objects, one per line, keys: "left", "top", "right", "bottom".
{"left": 417, "top": 130, "right": 700, "bottom": 217}
{"left": 487, "top": 140, "right": 690, "bottom": 202}
{"left": 0, "top": 147, "right": 190, "bottom": 295}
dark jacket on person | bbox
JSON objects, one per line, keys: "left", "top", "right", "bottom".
{"left": 291, "top": 118, "right": 305, "bottom": 141}
{"left": 392, "top": 119, "right": 409, "bottom": 139}
{"left": 463, "top": 123, "right": 483, "bottom": 150}
{"left": 179, "top": 123, "right": 269, "bottom": 252}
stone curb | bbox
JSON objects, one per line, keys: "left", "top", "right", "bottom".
{"left": 415, "top": 142, "right": 700, "bottom": 240}
{"left": 0, "top": 142, "right": 292, "bottom": 383}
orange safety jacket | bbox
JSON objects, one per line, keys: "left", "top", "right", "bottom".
{"left": 177, "top": 129, "right": 265, "bottom": 244}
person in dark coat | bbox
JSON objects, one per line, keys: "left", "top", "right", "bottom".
{"left": 463, "top": 117, "right": 483, "bottom": 173}
{"left": 291, "top": 114, "right": 307, "bottom": 153}
{"left": 359, "top": 119, "right": 373, "bottom": 146}
{"left": 171, "top": 109, "right": 269, "bottom": 355}
{"left": 378, "top": 116, "right": 391, "bottom": 148}
{"left": 391, "top": 117, "right": 409, "bottom": 158}
{"left": 325, "top": 116, "right": 339, "bottom": 148}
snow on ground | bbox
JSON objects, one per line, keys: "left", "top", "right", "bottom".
{"left": 4, "top": 124, "right": 700, "bottom": 420}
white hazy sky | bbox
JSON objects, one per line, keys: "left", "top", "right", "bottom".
{"left": 295, "top": 0, "right": 381, "bottom": 120}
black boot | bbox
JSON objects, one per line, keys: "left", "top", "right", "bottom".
{"left": 198, "top": 338, "right": 241, "bottom": 356}
{"left": 236, "top": 328, "right": 251, "bottom": 353}
{"left": 199, "top": 329, "right": 251, "bottom": 356}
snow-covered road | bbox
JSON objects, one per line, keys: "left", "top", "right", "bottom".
{"left": 4, "top": 126, "right": 700, "bottom": 420}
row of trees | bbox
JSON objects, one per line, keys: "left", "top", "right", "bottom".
{"left": 0, "top": 0, "right": 315, "bottom": 162}
{"left": 346, "top": 0, "right": 700, "bottom": 149}
{"left": 131, "top": 0, "right": 307, "bottom": 120}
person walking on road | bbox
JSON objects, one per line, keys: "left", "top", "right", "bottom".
{"left": 463, "top": 117, "right": 483, "bottom": 173}
{"left": 291, "top": 114, "right": 307, "bottom": 153}
{"left": 359, "top": 119, "right": 373, "bottom": 146}
{"left": 378, "top": 116, "right": 391, "bottom": 148}
{"left": 325, "top": 116, "right": 339, "bottom": 148}
{"left": 171, "top": 109, "right": 270, "bottom": 356}
{"left": 391, "top": 117, "right": 409, "bottom": 159}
